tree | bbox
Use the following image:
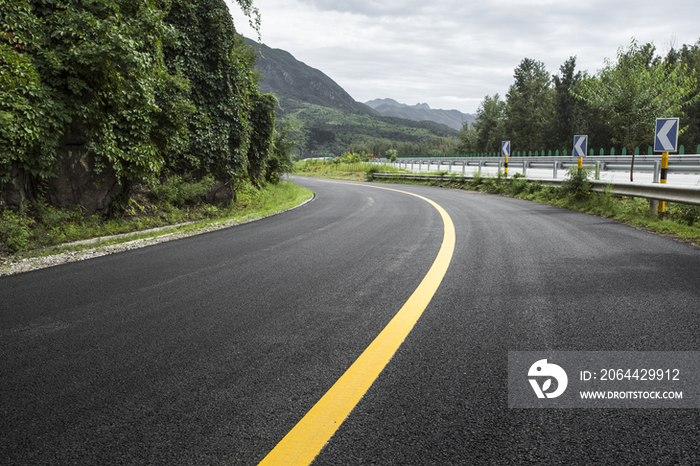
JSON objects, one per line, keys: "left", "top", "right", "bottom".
{"left": 552, "top": 57, "right": 583, "bottom": 149}
{"left": 670, "top": 42, "right": 700, "bottom": 152}
{"left": 504, "top": 58, "right": 554, "bottom": 151}
{"left": 552, "top": 56, "right": 614, "bottom": 153}
{"left": 266, "top": 116, "right": 304, "bottom": 182}
{"left": 456, "top": 121, "right": 478, "bottom": 154}
{"left": 574, "top": 39, "right": 699, "bottom": 180}
{"left": 471, "top": 94, "right": 506, "bottom": 153}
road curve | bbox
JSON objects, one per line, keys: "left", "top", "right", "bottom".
{"left": 2, "top": 176, "right": 700, "bottom": 465}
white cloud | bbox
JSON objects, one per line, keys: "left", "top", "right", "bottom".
{"left": 227, "top": 0, "right": 700, "bottom": 114}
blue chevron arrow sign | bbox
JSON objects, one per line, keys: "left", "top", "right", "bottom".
{"left": 502, "top": 141, "right": 510, "bottom": 157}
{"left": 573, "top": 135, "right": 588, "bottom": 157}
{"left": 654, "top": 118, "right": 679, "bottom": 152}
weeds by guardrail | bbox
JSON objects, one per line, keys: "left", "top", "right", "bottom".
{"left": 369, "top": 171, "right": 700, "bottom": 210}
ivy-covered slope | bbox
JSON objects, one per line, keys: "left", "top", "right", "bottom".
{"left": 0, "top": 0, "right": 277, "bottom": 213}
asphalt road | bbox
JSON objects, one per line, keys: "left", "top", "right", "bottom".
{"left": 2, "top": 176, "right": 700, "bottom": 465}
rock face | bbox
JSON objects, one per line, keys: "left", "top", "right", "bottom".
{"left": 0, "top": 127, "right": 122, "bottom": 215}
{"left": 206, "top": 181, "right": 235, "bottom": 205}
{"left": 0, "top": 165, "right": 30, "bottom": 211}
{"left": 44, "top": 127, "right": 122, "bottom": 215}
{"left": 46, "top": 145, "right": 122, "bottom": 215}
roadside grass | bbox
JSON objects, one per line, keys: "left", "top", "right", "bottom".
{"left": 294, "top": 160, "right": 407, "bottom": 181}
{"left": 0, "top": 178, "right": 313, "bottom": 259}
{"left": 458, "top": 172, "right": 700, "bottom": 246}
{"left": 357, "top": 167, "right": 700, "bottom": 247}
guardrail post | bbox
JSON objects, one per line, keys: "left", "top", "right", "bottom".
{"left": 653, "top": 160, "right": 661, "bottom": 183}
{"left": 553, "top": 161, "right": 559, "bottom": 178}
{"left": 659, "top": 152, "right": 669, "bottom": 215}
{"left": 462, "top": 161, "right": 466, "bottom": 175}
{"left": 649, "top": 160, "right": 662, "bottom": 216}
{"left": 649, "top": 198, "right": 659, "bottom": 216}
{"left": 523, "top": 160, "right": 528, "bottom": 176}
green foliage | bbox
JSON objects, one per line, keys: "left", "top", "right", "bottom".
{"left": 462, "top": 94, "right": 506, "bottom": 153}
{"left": 339, "top": 151, "right": 371, "bottom": 163}
{"left": 35, "top": 0, "right": 192, "bottom": 184}
{"left": 164, "top": 2, "right": 257, "bottom": 180}
{"left": 0, "top": 209, "right": 33, "bottom": 253}
{"left": 668, "top": 42, "right": 700, "bottom": 151}
{"left": 148, "top": 174, "right": 216, "bottom": 207}
{"left": 561, "top": 166, "right": 593, "bottom": 199}
{"left": 0, "top": 0, "right": 67, "bottom": 181}
{"left": 271, "top": 102, "right": 458, "bottom": 158}
{"left": 365, "top": 165, "right": 381, "bottom": 181}
{"left": 1, "top": 0, "right": 276, "bottom": 216}
{"left": 295, "top": 159, "right": 405, "bottom": 180}
{"left": 266, "top": 116, "right": 303, "bottom": 182}
{"left": 469, "top": 171, "right": 483, "bottom": 187}
{"left": 0, "top": 180, "right": 312, "bottom": 257}
{"left": 463, "top": 38, "right": 700, "bottom": 157}
{"left": 386, "top": 148, "right": 398, "bottom": 162}
{"left": 247, "top": 92, "right": 276, "bottom": 185}
{"left": 574, "top": 39, "right": 699, "bottom": 151}
{"left": 505, "top": 58, "right": 555, "bottom": 150}
{"left": 508, "top": 173, "right": 528, "bottom": 196}
{"left": 667, "top": 203, "right": 700, "bottom": 226}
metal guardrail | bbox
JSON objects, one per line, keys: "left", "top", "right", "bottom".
{"left": 370, "top": 173, "right": 700, "bottom": 207}
{"left": 391, "top": 155, "right": 700, "bottom": 179}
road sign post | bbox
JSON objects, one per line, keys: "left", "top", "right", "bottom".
{"left": 574, "top": 135, "right": 587, "bottom": 169}
{"left": 654, "top": 118, "right": 680, "bottom": 215}
{"left": 502, "top": 141, "right": 510, "bottom": 177}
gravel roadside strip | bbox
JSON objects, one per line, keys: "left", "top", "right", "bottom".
{"left": 0, "top": 194, "right": 315, "bottom": 277}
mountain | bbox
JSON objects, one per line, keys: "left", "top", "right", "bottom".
{"left": 365, "top": 99, "right": 476, "bottom": 131}
{"left": 243, "top": 38, "right": 458, "bottom": 157}
{"left": 245, "top": 38, "right": 375, "bottom": 116}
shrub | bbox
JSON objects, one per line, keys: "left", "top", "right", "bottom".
{"left": 469, "top": 172, "right": 483, "bottom": 187}
{"left": 0, "top": 210, "right": 33, "bottom": 253}
{"left": 561, "top": 167, "right": 593, "bottom": 199}
{"left": 366, "top": 165, "right": 381, "bottom": 181}
{"left": 149, "top": 174, "right": 216, "bottom": 207}
{"left": 668, "top": 204, "right": 700, "bottom": 225}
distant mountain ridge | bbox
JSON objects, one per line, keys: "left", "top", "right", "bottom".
{"left": 243, "top": 37, "right": 459, "bottom": 156}
{"left": 244, "top": 38, "right": 375, "bottom": 115}
{"left": 365, "top": 99, "right": 476, "bottom": 131}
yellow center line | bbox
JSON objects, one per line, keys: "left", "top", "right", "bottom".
{"left": 258, "top": 180, "right": 455, "bottom": 466}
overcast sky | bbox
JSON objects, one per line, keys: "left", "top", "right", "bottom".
{"left": 226, "top": 0, "right": 700, "bottom": 114}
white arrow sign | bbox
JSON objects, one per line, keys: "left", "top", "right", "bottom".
{"left": 573, "top": 135, "right": 588, "bottom": 157}
{"left": 502, "top": 141, "right": 510, "bottom": 157}
{"left": 654, "top": 118, "right": 679, "bottom": 152}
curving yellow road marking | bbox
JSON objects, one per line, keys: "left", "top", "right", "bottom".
{"left": 258, "top": 181, "right": 455, "bottom": 466}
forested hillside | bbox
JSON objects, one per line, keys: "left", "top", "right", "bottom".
{"left": 244, "top": 38, "right": 459, "bottom": 158}
{"left": 1, "top": 0, "right": 283, "bottom": 214}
